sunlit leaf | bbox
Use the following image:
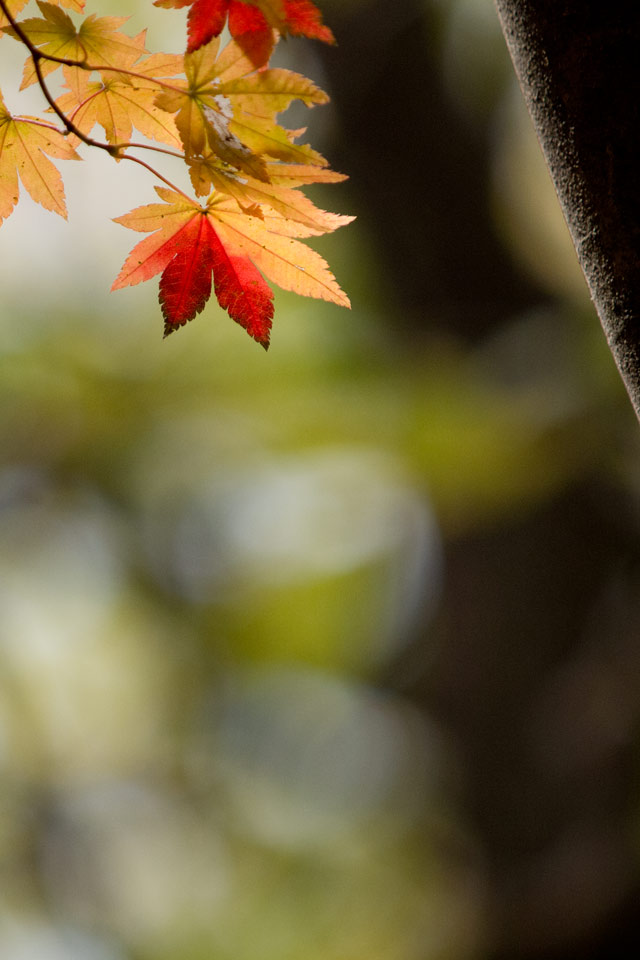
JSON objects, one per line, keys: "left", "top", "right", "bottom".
{"left": 0, "top": 88, "right": 80, "bottom": 225}
{"left": 153, "top": 0, "right": 334, "bottom": 62}
{"left": 6, "top": 1, "right": 147, "bottom": 89}
{"left": 112, "top": 185, "right": 349, "bottom": 345}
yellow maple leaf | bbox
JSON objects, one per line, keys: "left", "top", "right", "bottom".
{"left": 6, "top": 1, "right": 147, "bottom": 90}
{"left": 0, "top": 88, "right": 80, "bottom": 226}
{"left": 56, "top": 59, "right": 183, "bottom": 149}
{"left": 155, "top": 35, "right": 328, "bottom": 176}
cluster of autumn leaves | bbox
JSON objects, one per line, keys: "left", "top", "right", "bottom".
{"left": 0, "top": 0, "right": 351, "bottom": 346}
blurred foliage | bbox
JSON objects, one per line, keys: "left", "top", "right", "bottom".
{"left": 2, "top": 2, "right": 640, "bottom": 960}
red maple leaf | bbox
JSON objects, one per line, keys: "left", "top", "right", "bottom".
{"left": 158, "top": 216, "right": 274, "bottom": 345}
{"left": 112, "top": 190, "right": 274, "bottom": 347}
{"left": 112, "top": 186, "right": 349, "bottom": 346}
{"left": 155, "top": 0, "right": 335, "bottom": 62}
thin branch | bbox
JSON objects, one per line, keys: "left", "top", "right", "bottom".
{"left": 10, "top": 115, "right": 69, "bottom": 134}
{"left": 32, "top": 52, "right": 118, "bottom": 153}
{"left": 80, "top": 63, "right": 186, "bottom": 94}
{"left": 14, "top": 112, "right": 187, "bottom": 165}
{"left": 120, "top": 142, "right": 187, "bottom": 161}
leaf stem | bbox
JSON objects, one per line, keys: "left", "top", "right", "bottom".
{"left": 124, "top": 142, "right": 188, "bottom": 161}
{"left": 11, "top": 115, "right": 69, "bottom": 134}
{"left": 118, "top": 154, "right": 193, "bottom": 201}
{"left": 82, "top": 63, "right": 186, "bottom": 94}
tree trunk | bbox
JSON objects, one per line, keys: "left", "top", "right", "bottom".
{"left": 494, "top": 1, "right": 640, "bottom": 419}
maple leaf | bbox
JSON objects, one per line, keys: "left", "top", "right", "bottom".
{"left": 111, "top": 186, "right": 350, "bottom": 346}
{"left": 154, "top": 37, "right": 267, "bottom": 177}
{"left": 0, "top": 88, "right": 80, "bottom": 226}
{"left": 6, "top": 1, "right": 148, "bottom": 90}
{"left": 55, "top": 53, "right": 184, "bottom": 149}
{"left": 55, "top": 74, "right": 182, "bottom": 149}
{"left": 214, "top": 57, "right": 329, "bottom": 166}
{"left": 153, "top": 0, "right": 334, "bottom": 63}
{"left": 155, "top": 35, "right": 328, "bottom": 181}
{"left": 252, "top": 0, "right": 335, "bottom": 43}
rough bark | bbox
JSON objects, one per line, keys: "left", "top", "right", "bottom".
{"left": 494, "top": 1, "right": 640, "bottom": 418}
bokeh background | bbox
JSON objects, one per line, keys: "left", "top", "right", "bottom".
{"left": 2, "top": 1, "right": 640, "bottom": 958}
